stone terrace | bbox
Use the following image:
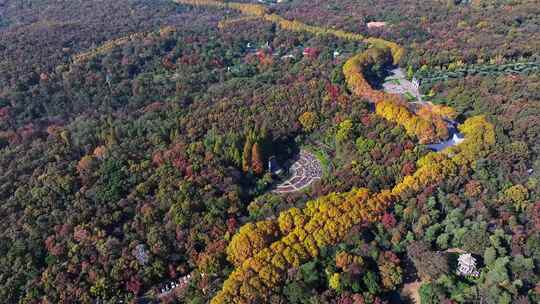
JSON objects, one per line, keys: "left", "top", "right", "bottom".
{"left": 274, "top": 150, "right": 322, "bottom": 193}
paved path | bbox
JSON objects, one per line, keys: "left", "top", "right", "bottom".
{"left": 383, "top": 68, "right": 422, "bottom": 102}
{"left": 401, "top": 280, "right": 421, "bottom": 304}
{"left": 383, "top": 68, "right": 467, "bottom": 151}
{"left": 273, "top": 150, "right": 322, "bottom": 193}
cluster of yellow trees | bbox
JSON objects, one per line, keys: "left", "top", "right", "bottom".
{"left": 365, "top": 38, "right": 405, "bottom": 65}
{"left": 172, "top": 1, "right": 496, "bottom": 303}
{"left": 341, "top": 45, "right": 454, "bottom": 144}
{"left": 174, "top": 0, "right": 267, "bottom": 16}
{"left": 226, "top": 219, "right": 280, "bottom": 267}
{"left": 342, "top": 47, "right": 392, "bottom": 100}
{"left": 217, "top": 16, "right": 260, "bottom": 30}
{"left": 376, "top": 100, "right": 446, "bottom": 143}
{"left": 426, "top": 104, "right": 457, "bottom": 120}
{"left": 214, "top": 188, "right": 393, "bottom": 303}
{"left": 392, "top": 115, "right": 495, "bottom": 197}
{"left": 175, "top": 0, "right": 403, "bottom": 56}
{"left": 213, "top": 115, "right": 494, "bottom": 303}
{"left": 72, "top": 32, "right": 148, "bottom": 64}
{"left": 375, "top": 100, "right": 458, "bottom": 144}
{"left": 264, "top": 14, "right": 366, "bottom": 42}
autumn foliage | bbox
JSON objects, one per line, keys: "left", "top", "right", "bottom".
{"left": 175, "top": 0, "right": 404, "bottom": 61}
{"left": 241, "top": 140, "right": 264, "bottom": 175}
{"left": 335, "top": 251, "right": 364, "bottom": 273}
{"left": 298, "top": 111, "right": 318, "bottom": 131}
{"left": 376, "top": 100, "right": 441, "bottom": 143}
{"left": 213, "top": 189, "right": 394, "bottom": 303}
{"left": 342, "top": 47, "right": 393, "bottom": 102}
{"left": 378, "top": 251, "right": 403, "bottom": 290}
{"left": 72, "top": 31, "right": 148, "bottom": 64}
{"left": 251, "top": 143, "right": 264, "bottom": 175}
{"left": 171, "top": 2, "right": 497, "bottom": 303}
{"left": 226, "top": 220, "right": 280, "bottom": 267}
{"left": 342, "top": 46, "right": 452, "bottom": 144}
{"left": 214, "top": 114, "right": 494, "bottom": 303}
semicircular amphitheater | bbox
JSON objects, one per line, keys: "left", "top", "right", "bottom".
{"left": 273, "top": 150, "right": 323, "bottom": 193}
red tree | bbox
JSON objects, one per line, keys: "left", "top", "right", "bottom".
{"left": 381, "top": 213, "right": 397, "bottom": 229}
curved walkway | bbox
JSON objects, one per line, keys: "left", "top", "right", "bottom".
{"left": 383, "top": 68, "right": 422, "bottom": 101}
{"left": 273, "top": 150, "right": 322, "bottom": 193}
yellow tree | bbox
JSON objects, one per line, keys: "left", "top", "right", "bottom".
{"left": 226, "top": 220, "right": 280, "bottom": 267}
{"left": 298, "top": 111, "right": 318, "bottom": 132}
{"left": 504, "top": 184, "right": 529, "bottom": 211}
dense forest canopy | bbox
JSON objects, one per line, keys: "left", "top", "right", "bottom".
{"left": 0, "top": 0, "right": 538, "bottom": 303}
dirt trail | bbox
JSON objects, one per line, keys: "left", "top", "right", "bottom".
{"left": 400, "top": 248, "right": 467, "bottom": 303}
{"left": 402, "top": 280, "right": 422, "bottom": 304}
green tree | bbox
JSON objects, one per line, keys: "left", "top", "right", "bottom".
{"left": 461, "top": 228, "right": 490, "bottom": 255}
{"left": 407, "top": 65, "right": 414, "bottom": 80}
{"left": 363, "top": 271, "right": 380, "bottom": 294}
{"left": 331, "top": 65, "right": 344, "bottom": 84}
{"left": 336, "top": 119, "right": 353, "bottom": 142}
{"left": 355, "top": 136, "right": 376, "bottom": 154}
{"left": 328, "top": 272, "right": 341, "bottom": 291}
{"left": 484, "top": 247, "right": 497, "bottom": 266}
{"left": 283, "top": 282, "right": 311, "bottom": 304}
{"left": 299, "top": 261, "right": 320, "bottom": 286}
{"left": 419, "top": 283, "right": 439, "bottom": 304}
{"left": 436, "top": 233, "right": 450, "bottom": 250}
{"left": 94, "top": 157, "right": 127, "bottom": 203}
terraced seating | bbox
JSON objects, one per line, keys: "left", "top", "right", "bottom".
{"left": 274, "top": 150, "right": 322, "bottom": 193}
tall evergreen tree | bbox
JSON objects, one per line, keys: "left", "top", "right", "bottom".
{"left": 251, "top": 142, "right": 264, "bottom": 175}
